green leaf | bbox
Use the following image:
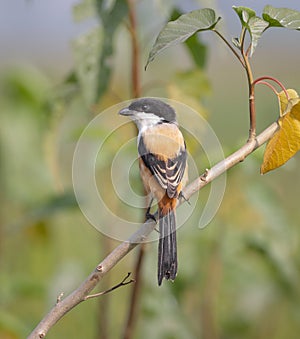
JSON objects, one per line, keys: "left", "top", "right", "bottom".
{"left": 73, "top": 27, "right": 103, "bottom": 105}
{"left": 247, "top": 16, "right": 269, "bottom": 56}
{"left": 170, "top": 9, "right": 207, "bottom": 69}
{"left": 102, "top": 0, "right": 117, "bottom": 12}
{"left": 146, "top": 8, "right": 220, "bottom": 69}
{"left": 185, "top": 33, "right": 207, "bottom": 69}
{"left": 233, "top": 6, "right": 269, "bottom": 56}
{"left": 232, "top": 6, "right": 256, "bottom": 26}
{"left": 263, "top": 5, "right": 300, "bottom": 30}
{"left": 73, "top": 0, "right": 128, "bottom": 105}
{"left": 95, "top": 0, "right": 128, "bottom": 101}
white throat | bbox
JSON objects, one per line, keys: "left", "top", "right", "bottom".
{"left": 132, "top": 112, "right": 163, "bottom": 132}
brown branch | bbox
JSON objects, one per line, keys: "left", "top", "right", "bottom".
{"left": 27, "top": 220, "right": 155, "bottom": 339}
{"left": 183, "top": 122, "right": 279, "bottom": 200}
{"left": 28, "top": 121, "right": 279, "bottom": 339}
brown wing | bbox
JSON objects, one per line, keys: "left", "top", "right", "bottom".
{"left": 138, "top": 135, "right": 187, "bottom": 198}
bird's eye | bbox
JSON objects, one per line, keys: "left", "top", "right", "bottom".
{"left": 142, "top": 104, "right": 149, "bottom": 112}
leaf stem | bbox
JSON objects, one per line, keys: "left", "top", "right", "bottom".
{"left": 213, "top": 27, "right": 256, "bottom": 140}
{"left": 240, "top": 29, "right": 254, "bottom": 83}
{"left": 252, "top": 76, "right": 289, "bottom": 100}
{"left": 213, "top": 30, "right": 245, "bottom": 67}
{"left": 254, "top": 81, "right": 279, "bottom": 95}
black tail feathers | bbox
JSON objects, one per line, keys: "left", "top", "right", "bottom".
{"left": 158, "top": 209, "right": 177, "bottom": 285}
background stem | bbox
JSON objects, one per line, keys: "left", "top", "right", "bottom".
{"left": 127, "top": 0, "right": 141, "bottom": 98}
{"left": 123, "top": 1, "right": 145, "bottom": 338}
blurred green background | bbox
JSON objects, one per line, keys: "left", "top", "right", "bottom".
{"left": 1, "top": 1, "right": 300, "bottom": 338}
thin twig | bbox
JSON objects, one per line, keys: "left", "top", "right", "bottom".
{"left": 248, "top": 77, "right": 289, "bottom": 140}
{"left": 28, "top": 121, "right": 279, "bottom": 339}
{"left": 254, "top": 81, "right": 279, "bottom": 95}
{"left": 213, "top": 30, "right": 246, "bottom": 68}
{"left": 245, "top": 41, "right": 252, "bottom": 58}
{"left": 252, "top": 76, "right": 289, "bottom": 100}
{"left": 84, "top": 273, "right": 135, "bottom": 300}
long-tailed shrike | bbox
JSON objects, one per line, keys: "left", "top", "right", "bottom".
{"left": 119, "top": 98, "right": 188, "bottom": 285}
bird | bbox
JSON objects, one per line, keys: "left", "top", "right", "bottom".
{"left": 119, "top": 98, "right": 188, "bottom": 285}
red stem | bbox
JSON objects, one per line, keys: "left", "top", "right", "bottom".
{"left": 252, "top": 76, "right": 289, "bottom": 100}
{"left": 254, "top": 81, "right": 278, "bottom": 95}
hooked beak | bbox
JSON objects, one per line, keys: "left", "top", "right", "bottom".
{"left": 119, "top": 107, "right": 133, "bottom": 116}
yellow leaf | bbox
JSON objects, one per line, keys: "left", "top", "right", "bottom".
{"left": 261, "top": 95, "right": 300, "bottom": 174}
{"left": 278, "top": 88, "right": 299, "bottom": 116}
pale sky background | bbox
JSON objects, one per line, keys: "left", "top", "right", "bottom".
{"left": 1, "top": 0, "right": 300, "bottom": 78}
{"left": 1, "top": 0, "right": 299, "bottom": 145}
